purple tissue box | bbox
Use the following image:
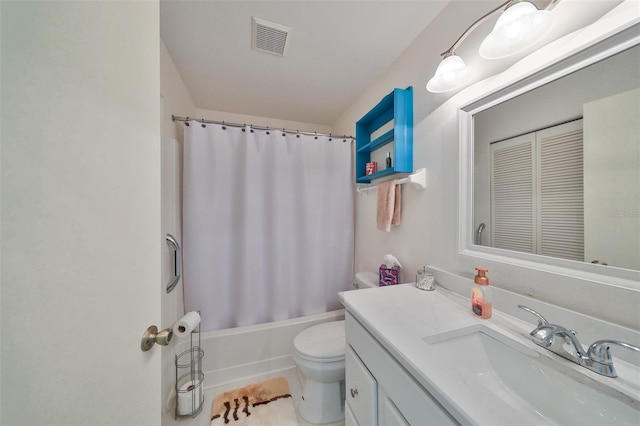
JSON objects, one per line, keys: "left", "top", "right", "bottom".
{"left": 379, "top": 265, "right": 400, "bottom": 286}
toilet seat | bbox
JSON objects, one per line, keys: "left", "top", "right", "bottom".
{"left": 293, "top": 320, "right": 345, "bottom": 361}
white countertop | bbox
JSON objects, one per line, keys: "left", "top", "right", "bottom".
{"left": 339, "top": 283, "right": 640, "bottom": 425}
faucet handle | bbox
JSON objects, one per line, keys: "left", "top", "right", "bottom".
{"left": 586, "top": 340, "right": 640, "bottom": 378}
{"left": 518, "top": 305, "right": 550, "bottom": 327}
{"left": 587, "top": 340, "right": 640, "bottom": 365}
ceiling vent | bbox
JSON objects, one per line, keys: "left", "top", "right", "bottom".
{"left": 252, "top": 16, "right": 291, "bottom": 57}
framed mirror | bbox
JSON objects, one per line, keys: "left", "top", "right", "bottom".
{"left": 459, "top": 23, "right": 640, "bottom": 285}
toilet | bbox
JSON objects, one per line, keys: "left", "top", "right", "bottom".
{"left": 293, "top": 272, "right": 378, "bottom": 424}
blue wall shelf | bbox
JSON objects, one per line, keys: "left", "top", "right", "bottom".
{"left": 355, "top": 87, "right": 413, "bottom": 184}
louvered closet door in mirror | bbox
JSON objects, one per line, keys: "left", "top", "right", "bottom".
{"left": 536, "top": 120, "right": 584, "bottom": 261}
{"left": 490, "top": 120, "right": 584, "bottom": 261}
{"left": 490, "top": 133, "right": 536, "bottom": 253}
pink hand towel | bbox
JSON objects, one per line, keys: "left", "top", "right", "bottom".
{"left": 392, "top": 183, "right": 402, "bottom": 226}
{"left": 377, "top": 180, "right": 402, "bottom": 232}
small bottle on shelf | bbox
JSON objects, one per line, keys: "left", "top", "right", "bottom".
{"left": 386, "top": 151, "right": 392, "bottom": 168}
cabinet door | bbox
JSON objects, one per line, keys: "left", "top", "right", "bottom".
{"left": 346, "top": 345, "right": 377, "bottom": 425}
{"left": 345, "top": 400, "right": 358, "bottom": 426}
{"left": 380, "top": 392, "right": 410, "bottom": 426}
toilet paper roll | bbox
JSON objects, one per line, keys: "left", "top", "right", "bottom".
{"left": 177, "top": 379, "right": 203, "bottom": 416}
{"left": 173, "top": 311, "right": 201, "bottom": 337}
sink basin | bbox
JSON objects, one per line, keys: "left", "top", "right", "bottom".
{"left": 424, "top": 325, "right": 640, "bottom": 425}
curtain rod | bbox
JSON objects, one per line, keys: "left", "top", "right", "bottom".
{"left": 171, "top": 115, "right": 354, "bottom": 140}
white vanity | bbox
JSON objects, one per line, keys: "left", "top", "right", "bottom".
{"left": 339, "top": 283, "right": 640, "bottom": 425}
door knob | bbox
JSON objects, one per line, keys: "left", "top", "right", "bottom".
{"left": 141, "top": 325, "right": 173, "bottom": 351}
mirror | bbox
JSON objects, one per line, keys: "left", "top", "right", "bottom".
{"left": 460, "top": 24, "right": 640, "bottom": 278}
{"left": 474, "top": 44, "right": 639, "bottom": 270}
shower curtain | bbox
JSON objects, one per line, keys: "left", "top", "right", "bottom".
{"left": 182, "top": 122, "right": 354, "bottom": 332}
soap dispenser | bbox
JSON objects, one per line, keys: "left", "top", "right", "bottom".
{"left": 472, "top": 267, "right": 492, "bottom": 319}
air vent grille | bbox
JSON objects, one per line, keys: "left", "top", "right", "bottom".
{"left": 252, "top": 17, "right": 291, "bottom": 57}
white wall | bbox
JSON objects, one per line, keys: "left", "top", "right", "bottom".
{"left": 1, "top": 1, "right": 161, "bottom": 424}
{"left": 333, "top": 1, "right": 640, "bottom": 330}
{"left": 162, "top": 40, "right": 198, "bottom": 145}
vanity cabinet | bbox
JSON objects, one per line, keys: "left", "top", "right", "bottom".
{"left": 355, "top": 87, "right": 413, "bottom": 184}
{"left": 345, "top": 312, "right": 457, "bottom": 426}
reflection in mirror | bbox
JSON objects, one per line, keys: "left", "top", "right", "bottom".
{"left": 473, "top": 45, "right": 639, "bottom": 271}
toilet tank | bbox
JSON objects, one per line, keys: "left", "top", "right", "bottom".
{"left": 354, "top": 272, "right": 378, "bottom": 289}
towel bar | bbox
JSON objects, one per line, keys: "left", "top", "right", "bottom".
{"left": 357, "top": 168, "right": 426, "bottom": 193}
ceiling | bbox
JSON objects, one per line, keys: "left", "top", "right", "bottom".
{"left": 160, "top": 0, "right": 450, "bottom": 125}
{"left": 160, "top": 0, "right": 623, "bottom": 127}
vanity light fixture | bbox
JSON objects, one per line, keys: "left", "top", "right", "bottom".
{"left": 426, "top": 0, "right": 559, "bottom": 93}
{"left": 479, "top": 1, "right": 554, "bottom": 59}
{"left": 426, "top": 54, "right": 473, "bottom": 93}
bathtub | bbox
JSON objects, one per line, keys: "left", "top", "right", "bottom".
{"left": 174, "top": 309, "right": 345, "bottom": 390}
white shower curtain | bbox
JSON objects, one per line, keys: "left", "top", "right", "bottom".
{"left": 182, "top": 122, "right": 354, "bottom": 332}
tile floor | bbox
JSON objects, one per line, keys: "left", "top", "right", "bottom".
{"left": 176, "top": 366, "right": 345, "bottom": 426}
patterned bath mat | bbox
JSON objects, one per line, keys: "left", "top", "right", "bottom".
{"left": 210, "top": 377, "right": 297, "bottom": 425}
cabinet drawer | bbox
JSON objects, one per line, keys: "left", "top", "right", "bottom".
{"left": 345, "top": 344, "right": 377, "bottom": 425}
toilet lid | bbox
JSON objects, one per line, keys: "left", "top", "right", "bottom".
{"left": 294, "top": 320, "right": 345, "bottom": 360}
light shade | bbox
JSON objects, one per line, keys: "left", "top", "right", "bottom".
{"left": 479, "top": 1, "right": 553, "bottom": 60}
{"left": 426, "top": 54, "right": 473, "bottom": 93}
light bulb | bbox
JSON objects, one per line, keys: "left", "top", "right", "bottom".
{"left": 426, "top": 54, "right": 473, "bottom": 93}
{"left": 479, "top": 1, "right": 553, "bottom": 60}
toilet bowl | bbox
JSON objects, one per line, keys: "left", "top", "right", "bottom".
{"left": 293, "top": 272, "right": 378, "bottom": 424}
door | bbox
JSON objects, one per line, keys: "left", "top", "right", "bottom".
{"left": 1, "top": 2, "right": 162, "bottom": 424}
{"left": 584, "top": 88, "right": 640, "bottom": 269}
{"left": 490, "top": 120, "right": 583, "bottom": 261}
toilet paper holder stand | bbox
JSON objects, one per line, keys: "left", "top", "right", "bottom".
{"left": 175, "top": 319, "right": 204, "bottom": 419}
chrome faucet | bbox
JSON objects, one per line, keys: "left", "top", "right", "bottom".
{"left": 475, "top": 223, "right": 485, "bottom": 245}
{"left": 518, "top": 305, "right": 640, "bottom": 377}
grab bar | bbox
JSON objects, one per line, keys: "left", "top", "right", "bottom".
{"left": 165, "top": 234, "right": 181, "bottom": 293}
